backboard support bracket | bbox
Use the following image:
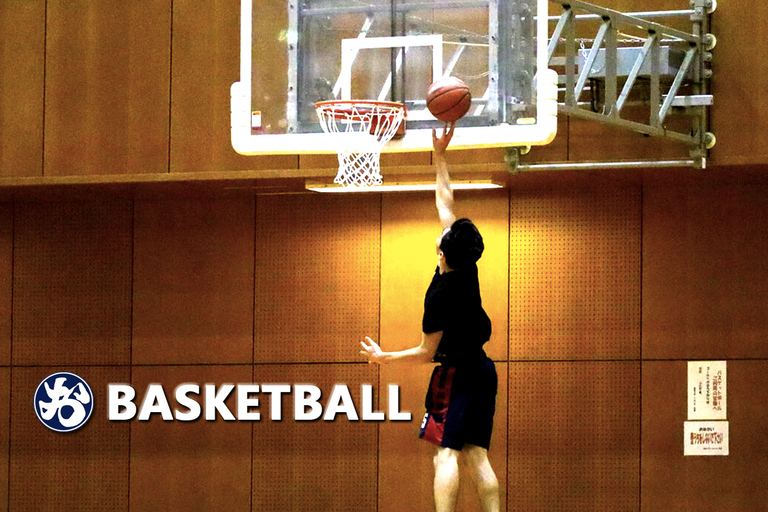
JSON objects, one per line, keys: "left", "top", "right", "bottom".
{"left": 541, "top": 0, "right": 715, "bottom": 168}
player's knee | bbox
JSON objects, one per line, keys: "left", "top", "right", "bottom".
{"left": 463, "top": 444, "right": 488, "bottom": 465}
{"left": 464, "top": 445, "right": 496, "bottom": 478}
{"left": 434, "top": 447, "right": 459, "bottom": 471}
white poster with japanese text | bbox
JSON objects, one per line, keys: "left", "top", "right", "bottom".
{"left": 684, "top": 421, "right": 729, "bottom": 456}
{"left": 688, "top": 361, "right": 726, "bottom": 420}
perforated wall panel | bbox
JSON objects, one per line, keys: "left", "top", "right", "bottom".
{"left": 12, "top": 201, "right": 133, "bottom": 365}
{"left": 0, "top": 204, "right": 11, "bottom": 365}
{"left": 378, "top": 364, "right": 436, "bottom": 512}
{"left": 642, "top": 360, "right": 768, "bottom": 512}
{"left": 643, "top": 180, "right": 768, "bottom": 359}
{"left": 510, "top": 181, "right": 641, "bottom": 360}
{"left": 509, "top": 361, "right": 640, "bottom": 511}
{"left": 132, "top": 198, "right": 255, "bottom": 364}
{"left": 254, "top": 194, "right": 380, "bottom": 363}
{"left": 130, "top": 365, "right": 252, "bottom": 512}
{"left": 0, "top": 367, "right": 8, "bottom": 510}
{"left": 9, "top": 366, "right": 130, "bottom": 511}
{"left": 251, "top": 363, "right": 378, "bottom": 512}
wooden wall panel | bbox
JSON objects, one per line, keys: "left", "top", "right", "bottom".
{"left": 524, "top": 118, "right": 569, "bottom": 164}
{"left": 0, "top": 0, "right": 764, "bottom": 179}
{"left": 130, "top": 365, "right": 252, "bottom": 512}
{"left": 253, "top": 194, "right": 380, "bottom": 363}
{"left": 300, "top": 151, "right": 432, "bottom": 171}
{"left": 12, "top": 201, "right": 133, "bottom": 365}
{"left": 0, "top": 204, "right": 11, "bottom": 365}
{"left": 378, "top": 363, "right": 508, "bottom": 512}
{"left": 379, "top": 190, "right": 442, "bottom": 359}
{"left": 380, "top": 190, "right": 509, "bottom": 361}
{"left": 251, "top": 364, "right": 378, "bottom": 512}
{"left": 0, "top": 367, "right": 8, "bottom": 511}
{"left": 509, "top": 361, "right": 640, "bottom": 512}
{"left": 509, "top": 175, "right": 641, "bottom": 360}
{"left": 299, "top": 154, "right": 339, "bottom": 170}
{"left": 378, "top": 364, "right": 437, "bottom": 512}
{"left": 597, "top": 0, "right": 695, "bottom": 15}
{"left": 443, "top": 148, "right": 507, "bottom": 167}
{"left": 0, "top": 0, "right": 762, "bottom": 180}
{"left": 44, "top": 0, "right": 171, "bottom": 176}
{"left": 642, "top": 360, "right": 768, "bottom": 511}
{"left": 9, "top": 366, "right": 130, "bottom": 511}
{"left": 0, "top": 0, "right": 44, "bottom": 178}
{"left": 643, "top": 178, "right": 768, "bottom": 359}
{"left": 132, "top": 198, "right": 255, "bottom": 365}
{"left": 567, "top": 119, "right": 691, "bottom": 163}
{"left": 708, "top": 2, "right": 768, "bottom": 165}
{"left": 170, "top": 0, "right": 296, "bottom": 173}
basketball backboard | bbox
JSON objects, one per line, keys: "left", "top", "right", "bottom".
{"left": 231, "top": 0, "right": 557, "bottom": 155}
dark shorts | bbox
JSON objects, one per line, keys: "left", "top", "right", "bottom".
{"left": 419, "top": 358, "right": 497, "bottom": 450}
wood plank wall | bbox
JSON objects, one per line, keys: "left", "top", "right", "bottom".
{"left": 1, "top": 1, "right": 768, "bottom": 511}
{"left": 1, "top": 0, "right": 767, "bottom": 181}
{"left": 0, "top": 170, "right": 767, "bottom": 511}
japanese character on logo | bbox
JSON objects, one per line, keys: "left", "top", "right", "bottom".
{"left": 34, "top": 372, "right": 94, "bottom": 432}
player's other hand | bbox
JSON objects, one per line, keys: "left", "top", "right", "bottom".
{"left": 360, "top": 336, "right": 384, "bottom": 364}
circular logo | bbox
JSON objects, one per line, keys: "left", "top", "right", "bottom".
{"left": 34, "top": 372, "right": 94, "bottom": 432}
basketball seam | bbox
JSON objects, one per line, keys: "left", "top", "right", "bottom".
{"left": 427, "top": 91, "right": 471, "bottom": 117}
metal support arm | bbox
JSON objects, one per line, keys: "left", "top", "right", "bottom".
{"left": 542, "top": 0, "right": 715, "bottom": 168}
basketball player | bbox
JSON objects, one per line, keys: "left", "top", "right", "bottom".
{"left": 360, "top": 122, "right": 500, "bottom": 512}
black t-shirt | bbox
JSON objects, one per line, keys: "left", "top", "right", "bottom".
{"left": 422, "top": 263, "right": 492, "bottom": 365}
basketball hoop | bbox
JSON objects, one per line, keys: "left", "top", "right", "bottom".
{"left": 316, "top": 100, "right": 406, "bottom": 188}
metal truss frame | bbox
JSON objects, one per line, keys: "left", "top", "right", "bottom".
{"left": 544, "top": 0, "right": 716, "bottom": 168}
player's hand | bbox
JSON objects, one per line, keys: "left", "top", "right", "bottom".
{"left": 360, "top": 336, "right": 385, "bottom": 364}
{"left": 432, "top": 122, "right": 456, "bottom": 154}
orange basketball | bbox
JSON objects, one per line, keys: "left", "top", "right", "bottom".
{"left": 426, "top": 76, "right": 472, "bottom": 123}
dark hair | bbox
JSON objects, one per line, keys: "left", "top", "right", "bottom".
{"left": 439, "top": 218, "right": 484, "bottom": 270}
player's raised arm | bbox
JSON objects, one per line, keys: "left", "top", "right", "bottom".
{"left": 433, "top": 123, "right": 457, "bottom": 230}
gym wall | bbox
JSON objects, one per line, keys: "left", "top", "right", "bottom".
{"left": 1, "top": 0, "right": 767, "bottom": 511}
{"left": 1, "top": 0, "right": 767, "bottom": 180}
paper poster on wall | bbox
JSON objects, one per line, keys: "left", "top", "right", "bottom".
{"left": 688, "top": 361, "right": 726, "bottom": 420}
{"left": 684, "top": 421, "right": 729, "bottom": 456}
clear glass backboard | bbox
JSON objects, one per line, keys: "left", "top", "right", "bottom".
{"left": 231, "top": 0, "right": 557, "bottom": 155}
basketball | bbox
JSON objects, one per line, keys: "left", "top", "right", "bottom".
{"left": 426, "top": 76, "right": 472, "bottom": 123}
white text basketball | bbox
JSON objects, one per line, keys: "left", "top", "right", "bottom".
{"left": 108, "top": 383, "right": 411, "bottom": 422}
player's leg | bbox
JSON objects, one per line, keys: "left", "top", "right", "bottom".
{"left": 464, "top": 444, "right": 500, "bottom": 512}
{"left": 433, "top": 446, "right": 461, "bottom": 512}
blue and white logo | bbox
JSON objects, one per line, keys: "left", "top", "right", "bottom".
{"left": 34, "top": 372, "right": 94, "bottom": 432}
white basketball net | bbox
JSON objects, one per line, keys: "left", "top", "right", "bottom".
{"left": 316, "top": 101, "right": 406, "bottom": 188}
